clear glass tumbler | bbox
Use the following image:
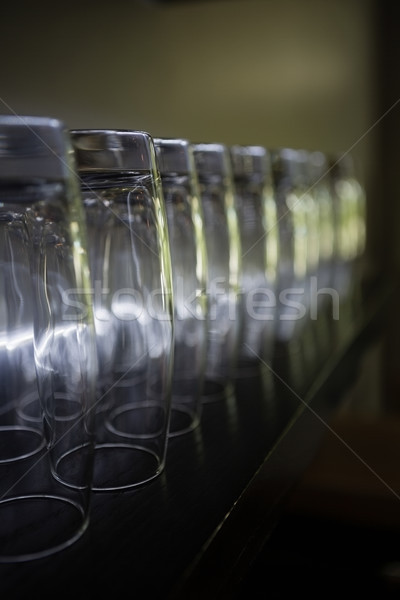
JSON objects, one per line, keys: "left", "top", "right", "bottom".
{"left": 307, "top": 150, "right": 337, "bottom": 363}
{"left": 0, "top": 115, "right": 97, "bottom": 561}
{"left": 70, "top": 129, "right": 174, "bottom": 490}
{"left": 230, "top": 145, "right": 279, "bottom": 375}
{"left": 270, "top": 147, "right": 314, "bottom": 391}
{"left": 328, "top": 152, "right": 367, "bottom": 343}
{"left": 154, "top": 138, "right": 208, "bottom": 436}
{"left": 192, "top": 143, "right": 242, "bottom": 402}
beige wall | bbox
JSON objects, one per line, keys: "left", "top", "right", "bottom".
{"left": 1, "top": 1, "right": 375, "bottom": 151}
{"left": 1, "top": 0, "right": 380, "bottom": 263}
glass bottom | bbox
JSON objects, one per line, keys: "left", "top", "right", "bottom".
{"left": 0, "top": 495, "right": 88, "bottom": 563}
{"left": 106, "top": 402, "right": 166, "bottom": 440}
{"left": 168, "top": 404, "right": 201, "bottom": 438}
{"left": 18, "top": 392, "right": 83, "bottom": 423}
{"left": 57, "top": 444, "right": 163, "bottom": 492}
{"left": 0, "top": 426, "right": 45, "bottom": 463}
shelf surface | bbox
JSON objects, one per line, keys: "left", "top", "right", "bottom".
{"left": 0, "top": 286, "right": 388, "bottom": 599}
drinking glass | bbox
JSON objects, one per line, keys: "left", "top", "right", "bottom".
{"left": 271, "top": 148, "right": 310, "bottom": 339}
{"left": 270, "top": 147, "right": 315, "bottom": 391}
{"left": 328, "top": 152, "right": 367, "bottom": 344}
{"left": 0, "top": 115, "right": 97, "bottom": 561}
{"left": 70, "top": 129, "right": 174, "bottom": 490}
{"left": 307, "top": 150, "right": 337, "bottom": 363}
{"left": 192, "top": 143, "right": 242, "bottom": 401}
{"left": 230, "top": 145, "right": 279, "bottom": 375}
{"left": 154, "top": 138, "right": 208, "bottom": 436}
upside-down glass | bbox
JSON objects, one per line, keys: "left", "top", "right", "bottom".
{"left": 271, "top": 148, "right": 312, "bottom": 341}
{"left": 270, "top": 148, "right": 316, "bottom": 391}
{"left": 307, "top": 150, "right": 337, "bottom": 363}
{"left": 192, "top": 143, "right": 242, "bottom": 401}
{"left": 154, "top": 138, "right": 208, "bottom": 436}
{"left": 70, "top": 129, "right": 174, "bottom": 490}
{"left": 230, "top": 145, "right": 279, "bottom": 375}
{"left": 329, "top": 153, "right": 367, "bottom": 307}
{"left": 0, "top": 115, "right": 97, "bottom": 561}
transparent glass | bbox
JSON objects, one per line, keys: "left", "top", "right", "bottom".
{"left": 298, "top": 150, "right": 336, "bottom": 364}
{"left": 192, "top": 143, "right": 242, "bottom": 401}
{"left": 270, "top": 147, "right": 320, "bottom": 392}
{"left": 154, "top": 138, "right": 208, "bottom": 436}
{"left": 0, "top": 116, "right": 97, "bottom": 562}
{"left": 71, "top": 130, "right": 174, "bottom": 490}
{"left": 308, "top": 151, "right": 335, "bottom": 293}
{"left": 230, "top": 145, "right": 279, "bottom": 375}
{"left": 328, "top": 152, "right": 367, "bottom": 341}
{"left": 271, "top": 148, "right": 313, "bottom": 343}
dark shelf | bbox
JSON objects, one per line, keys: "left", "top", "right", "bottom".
{"left": 0, "top": 285, "right": 389, "bottom": 599}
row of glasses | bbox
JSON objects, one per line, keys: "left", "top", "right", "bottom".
{"left": 270, "top": 146, "right": 367, "bottom": 388}
{"left": 0, "top": 114, "right": 367, "bottom": 562}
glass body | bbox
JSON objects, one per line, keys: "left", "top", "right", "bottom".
{"left": 270, "top": 147, "right": 319, "bottom": 392}
{"left": 271, "top": 148, "right": 318, "bottom": 343}
{"left": 328, "top": 152, "right": 367, "bottom": 342}
{"left": 329, "top": 154, "right": 366, "bottom": 297}
{"left": 0, "top": 116, "right": 97, "bottom": 561}
{"left": 154, "top": 138, "right": 208, "bottom": 436}
{"left": 307, "top": 151, "right": 336, "bottom": 363}
{"left": 308, "top": 151, "right": 335, "bottom": 293}
{"left": 230, "top": 145, "right": 279, "bottom": 374}
{"left": 71, "top": 129, "right": 174, "bottom": 490}
{"left": 192, "top": 143, "right": 242, "bottom": 401}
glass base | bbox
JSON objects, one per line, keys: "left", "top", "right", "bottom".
{"left": 57, "top": 443, "right": 164, "bottom": 492}
{"left": 0, "top": 426, "right": 45, "bottom": 463}
{"left": 168, "top": 404, "right": 201, "bottom": 437}
{"left": 106, "top": 402, "right": 166, "bottom": 439}
{"left": 0, "top": 495, "right": 88, "bottom": 563}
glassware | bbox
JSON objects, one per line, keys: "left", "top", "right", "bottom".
{"left": 0, "top": 115, "right": 97, "bottom": 561}
{"left": 154, "top": 138, "right": 208, "bottom": 436}
{"left": 230, "top": 145, "right": 279, "bottom": 376}
{"left": 192, "top": 143, "right": 242, "bottom": 402}
{"left": 327, "top": 152, "right": 367, "bottom": 344}
{"left": 70, "top": 129, "right": 174, "bottom": 490}
{"left": 294, "top": 148, "right": 322, "bottom": 380}
{"left": 271, "top": 148, "right": 309, "bottom": 338}
{"left": 308, "top": 151, "right": 335, "bottom": 293}
{"left": 307, "top": 150, "right": 337, "bottom": 363}
{"left": 270, "top": 147, "right": 314, "bottom": 391}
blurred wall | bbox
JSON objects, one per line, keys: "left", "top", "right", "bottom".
{"left": 1, "top": 0, "right": 381, "bottom": 267}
